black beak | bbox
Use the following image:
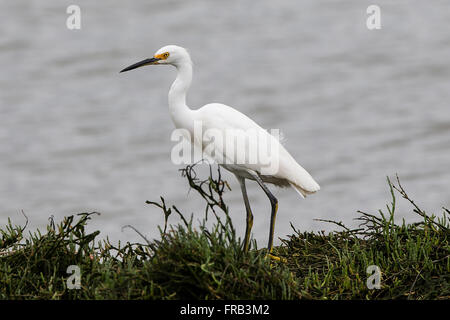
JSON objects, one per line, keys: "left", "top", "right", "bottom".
{"left": 120, "top": 57, "right": 161, "bottom": 73}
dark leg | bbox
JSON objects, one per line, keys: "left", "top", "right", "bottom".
{"left": 236, "top": 175, "right": 253, "bottom": 252}
{"left": 248, "top": 172, "right": 278, "bottom": 253}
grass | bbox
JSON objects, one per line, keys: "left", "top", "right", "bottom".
{"left": 0, "top": 164, "right": 448, "bottom": 299}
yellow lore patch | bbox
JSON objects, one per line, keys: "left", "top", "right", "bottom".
{"left": 154, "top": 52, "right": 170, "bottom": 60}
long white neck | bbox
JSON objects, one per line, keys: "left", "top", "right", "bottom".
{"left": 168, "top": 61, "right": 194, "bottom": 129}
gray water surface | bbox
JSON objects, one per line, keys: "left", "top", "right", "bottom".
{"left": 1, "top": 0, "right": 449, "bottom": 246}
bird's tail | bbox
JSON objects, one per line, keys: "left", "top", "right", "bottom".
{"left": 289, "top": 181, "right": 320, "bottom": 199}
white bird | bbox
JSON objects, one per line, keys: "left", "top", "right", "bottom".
{"left": 120, "top": 45, "right": 320, "bottom": 256}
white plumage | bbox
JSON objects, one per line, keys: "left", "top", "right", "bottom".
{"left": 194, "top": 103, "right": 320, "bottom": 197}
{"left": 121, "top": 45, "right": 319, "bottom": 255}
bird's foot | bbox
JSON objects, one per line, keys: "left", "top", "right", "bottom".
{"left": 266, "top": 253, "right": 287, "bottom": 263}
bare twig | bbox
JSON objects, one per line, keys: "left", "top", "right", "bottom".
{"left": 392, "top": 174, "right": 448, "bottom": 231}
{"left": 121, "top": 225, "right": 151, "bottom": 246}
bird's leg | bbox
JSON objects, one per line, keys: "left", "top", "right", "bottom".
{"left": 248, "top": 172, "right": 279, "bottom": 256}
{"left": 236, "top": 176, "right": 253, "bottom": 253}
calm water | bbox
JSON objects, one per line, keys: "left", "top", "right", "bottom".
{"left": 1, "top": 0, "right": 449, "bottom": 246}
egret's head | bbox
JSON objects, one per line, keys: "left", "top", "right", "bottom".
{"left": 120, "top": 45, "right": 191, "bottom": 73}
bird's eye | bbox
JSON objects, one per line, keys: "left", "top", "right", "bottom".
{"left": 163, "top": 52, "right": 170, "bottom": 59}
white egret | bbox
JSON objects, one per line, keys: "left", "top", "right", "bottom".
{"left": 120, "top": 45, "right": 320, "bottom": 256}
